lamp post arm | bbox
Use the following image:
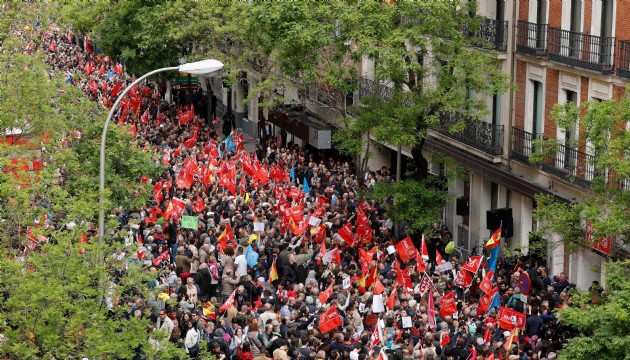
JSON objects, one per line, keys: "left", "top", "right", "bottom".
{"left": 98, "top": 66, "right": 178, "bottom": 243}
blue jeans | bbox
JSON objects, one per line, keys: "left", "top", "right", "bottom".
{"left": 170, "top": 243, "right": 178, "bottom": 264}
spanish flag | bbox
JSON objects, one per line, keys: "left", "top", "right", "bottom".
{"left": 485, "top": 222, "right": 502, "bottom": 249}
{"left": 503, "top": 327, "right": 518, "bottom": 350}
{"left": 269, "top": 258, "right": 279, "bottom": 282}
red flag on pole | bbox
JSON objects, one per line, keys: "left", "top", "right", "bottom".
{"left": 427, "top": 287, "right": 436, "bottom": 329}
{"left": 420, "top": 234, "right": 429, "bottom": 260}
{"left": 220, "top": 290, "right": 237, "bottom": 312}
{"left": 454, "top": 270, "right": 473, "bottom": 288}
{"left": 319, "top": 283, "right": 334, "bottom": 305}
{"left": 319, "top": 305, "right": 343, "bottom": 334}
{"left": 395, "top": 236, "right": 418, "bottom": 262}
{"left": 152, "top": 250, "right": 169, "bottom": 267}
{"left": 439, "top": 292, "right": 457, "bottom": 317}
{"left": 479, "top": 270, "right": 494, "bottom": 294}
{"left": 387, "top": 286, "right": 398, "bottom": 310}
{"left": 337, "top": 222, "right": 354, "bottom": 247}
{"left": 461, "top": 255, "right": 483, "bottom": 274}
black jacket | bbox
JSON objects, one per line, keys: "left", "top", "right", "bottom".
{"left": 282, "top": 262, "right": 299, "bottom": 284}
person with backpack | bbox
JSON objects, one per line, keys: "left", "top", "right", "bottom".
{"left": 507, "top": 286, "right": 526, "bottom": 313}
{"left": 207, "top": 255, "right": 221, "bottom": 298}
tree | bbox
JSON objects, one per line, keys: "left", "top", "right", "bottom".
{"left": 0, "top": 4, "right": 182, "bottom": 358}
{"left": 333, "top": 0, "right": 510, "bottom": 181}
{"left": 557, "top": 260, "right": 630, "bottom": 359}
{"left": 532, "top": 91, "right": 630, "bottom": 254}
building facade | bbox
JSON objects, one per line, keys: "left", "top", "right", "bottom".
{"left": 212, "top": 0, "right": 628, "bottom": 289}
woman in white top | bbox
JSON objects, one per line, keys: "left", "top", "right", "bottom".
{"left": 184, "top": 321, "right": 200, "bottom": 357}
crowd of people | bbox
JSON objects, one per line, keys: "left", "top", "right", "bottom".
{"left": 23, "top": 19, "right": 590, "bottom": 360}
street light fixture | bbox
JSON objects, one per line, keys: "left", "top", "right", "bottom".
{"left": 98, "top": 59, "right": 224, "bottom": 243}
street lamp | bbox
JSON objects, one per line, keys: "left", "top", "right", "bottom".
{"left": 98, "top": 59, "right": 223, "bottom": 243}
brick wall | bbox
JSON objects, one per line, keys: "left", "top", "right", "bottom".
{"left": 518, "top": 0, "right": 529, "bottom": 21}
{"left": 544, "top": 69, "right": 559, "bottom": 139}
{"left": 548, "top": 0, "right": 562, "bottom": 28}
{"left": 515, "top": 59, "right": 527, "bottom": 128}
{"left": 583, "top": 0, "right": 592, "bottom": 35}
{"left": 616, "top": 1, "right": 630, "bottom": 41}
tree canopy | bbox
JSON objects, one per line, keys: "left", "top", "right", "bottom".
{"left": 532, "top": 90, "right": 630, "bottom": 254}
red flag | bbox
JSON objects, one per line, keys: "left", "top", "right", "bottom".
{"left": 194, "top": 197, "right": 205, "bottom": 213}
{"left": 478, "top": 287, "right": 498, "bottom": 314}
{"left": 395, "top": 236, "right": 418, "bottom": 263}
{"left": 373, "top": 277, "right": 385, "bottom": 295}
{"left": 172, "top": 144, "right": 182, "bottom": 159}
{"left": 255, "top": 164, "right": 270, "bottom": 184}
{"left": 99, "top": 62, "right": 105, "bottom": 75}
{"left": 497, "top": 307, "right": 526, "bottom": 330}
{"left": 314, "top": 224, "right": 327, "bottom": 243}
{"left": 427, "top": 287, "right": 436, "bottom": 329}
{"left": 417, "top": 273, "right": 433, "bottom": 295}
{"left": 48, "top": 41, "right": 56, "bottom": 52}
{"left": 152, "top": 250, "right": 169, "bottom": 267}
{"left": 176, "top": 169, "right": 194, "bottom": 189}
{"left": 319, "top": 283, "right": 334, "bottom": 304}
{"left": 357, "top": 206, "right": 369, "bottom": 225}
{"left": 439, "top": 292, "right": 457, "bottom": 317}
{"left": 178, "top": 107, "right": 194, "bottom": 125}
{"left": 220, "top": 290, "right": 237, "bottom": 312}
{"left": 316, "top": 241, "right": 327, "bottom": 265}
{"left": 371, "top": 324, "right": 383, "bottom": 347}
{"left": 318, "top": 194, "right": 329, "bottom": 206}
{"left": 114, "top": 62, "right": 123, "bottom": 75}
{"left": 420, "top": 234, "right": 429, "bottom": 260}
{"left": 415, "top": 250, "right": 427, "bottom": 273}
{"left": 322, "top": 246, "right": 341, "bottom": 265}
{"left": 129, "top": 123, "right": 137, "bottom": 137}
{"left": 110, "top": 82, "right": 121, "bottom": 98}
{"left": 393, "top": 259, "right": 412, "bottom": 290}
{"left": 356, "top": 223, "right": 374, "bottom": 244}
{"left": 461, "top": 255, "right": 483, "bottom": 274}
{"left": 359, "top": 248, "right": 373, "bottom": 275}
{"left": 479, "top": 270, "right": 494, "bottom": 294}
{"left": 387, "top": 286, "right": 398, "bottom": 310}
{"left": 454, "top": 270, "right": 473, "bottom": 288}
{"left": 319, "top": 305, "right": 343, "bottom": 334}
{"left": 163, "top": 198, "right": 186, "bottom": 221}
{"left": 89, "top": 80, "right": 98, "bottom": 93}
{"left": 140, "top": 108, "right": 150, "bottom": 124}
{"left": 484, "top": 325, "right": 492, "bottom": 344}
{"left": 85, "top": 37, "right": 92, "bottom": 54}
{"left": 337, "top": 222, "right": 354, "bottom": 247}
{"left": 183, "top": 135, "right": 197, "bottom": 148}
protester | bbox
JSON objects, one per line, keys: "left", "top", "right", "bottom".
{"left": 26, "top": 23, "right": 589, "bottom": 360}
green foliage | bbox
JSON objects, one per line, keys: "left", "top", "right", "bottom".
{"left": 558, "top": 260, "right": 630, "bottom": 360}
{"left": 366, "top": 179, "right": 452, "bottom": 236}
{"left": 533, "top": 89, "right": 630, "bottom": 248}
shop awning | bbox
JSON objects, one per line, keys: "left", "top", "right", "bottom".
{"left": 268, "top": 106, "right": 333, "bottom": 149}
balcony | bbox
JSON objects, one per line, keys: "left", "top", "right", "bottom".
{"left": 516, "top": 21, "right": 547, "bottom": 56}
{"left": 436, "top": 112, "right": 504, "bottom": 156}
{"left": 358, "top": 77, "right": 394, "bottom": 101}
{"left": 511, "top": 127, "right": 596, "bottom": 188}
{"left": 617, "top": 40, "right": 630, "bottom": 79}
{"left": 547, "top": 27, "right": 614, "bottom": 74}
{"left": 464, "top": 18, "right": 508, "bottom": 52}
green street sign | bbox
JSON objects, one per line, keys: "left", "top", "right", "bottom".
{"left": 181, "top": 215, "right": 198, "bottom": 230}
{"left": 171, "top": 76, "right": 198, "bottom": 85}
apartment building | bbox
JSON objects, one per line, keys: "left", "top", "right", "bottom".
{"left": 212, "top": 0, "right": 627, "bottom": 289}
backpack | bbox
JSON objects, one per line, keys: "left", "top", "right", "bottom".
{"left": 209, "top": 264, "right": 220, "bottom": 280}
{"left": 508, "top": 295, "right": 525, "bottom": 313}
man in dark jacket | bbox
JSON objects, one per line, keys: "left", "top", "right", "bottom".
{"left": 282, "top": 253, "right": 299, "bottom": 285}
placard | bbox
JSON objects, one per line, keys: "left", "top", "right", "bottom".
{"left": 309, "top": 217, "right": 322, "bottom": 226}
{"left": 181, "top": 215, "right": 198, "bottom": 230}
{"left": 342, "top": 276, "right": 351, "bottom": 289}
{"left": 402, "top": 316, "right": 413, "bottom": 328}
{"left": 254, "top": 222, "right": 265, "bottom": 232}
{"left": 372, "top": 294, "right": 384, "bottom": 313}
{"left": 359, "top": 303, "right": 366, "bottom": 313}
{"left": 387, "top": 245, "right": 396, "bottom": 255}
{"left": 520, "top": 295, "right": 528, "bottom": 304}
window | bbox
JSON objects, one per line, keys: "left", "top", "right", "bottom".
{"left": 492, "top": 93, "right": 502, "bottom": 126}
{"left": 569, "top": 0, "right": 582, "bottom": 57}
{"left": 532, "top": 81, "right": 544, "bottom": 136}
{"left": 536, "top": 0, "right": 547, "bottom": 25}
{"left": 600, "top": 0, "right": 613, "bottom": 39}
{"left": 495, "top": 0, "right": 505, "bottom": 21}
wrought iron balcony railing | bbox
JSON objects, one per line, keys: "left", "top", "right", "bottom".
{"left": 436, "top": 112, "right": 504, "bottom": 156}
{"left": 358, "top": 77, "right": 394, "bottom": 101}
{"left": 515, "top": 21, "right": 547, "bottom": 56}
{"left": 511, "top": 127, "right": 598, "bottom": 188}
{"left": 463, "top": 18, "right": 508, "bottom": 52}
{"left": 547, "top": 27, "right": 615, "bottom": 74}
{"left": 617, "top": 40, "right": 630, "bottom": 79}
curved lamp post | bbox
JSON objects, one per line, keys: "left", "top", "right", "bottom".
{"left": 98, "top": 59, "right": 224, "bottom": 243}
